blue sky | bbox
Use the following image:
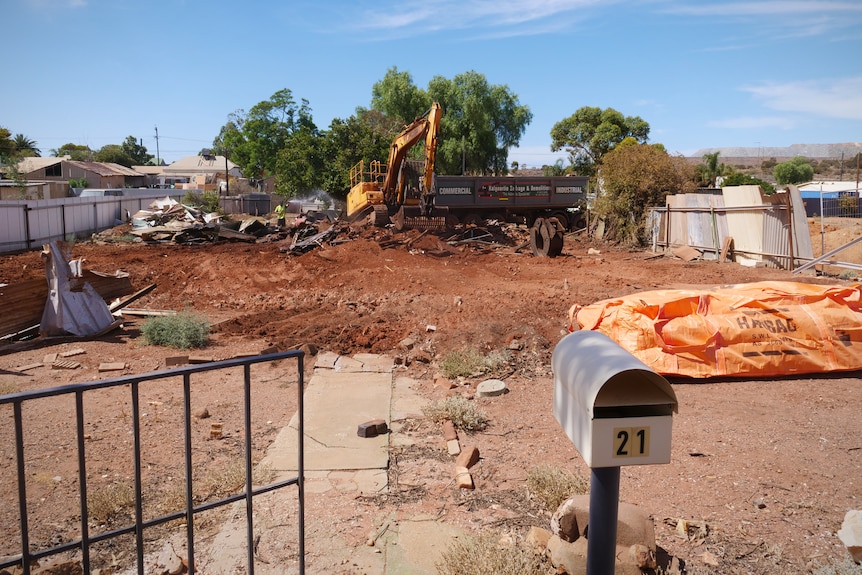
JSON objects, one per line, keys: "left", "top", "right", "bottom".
{"left": 3, "top": 0, "right": 861, "bottom": 168}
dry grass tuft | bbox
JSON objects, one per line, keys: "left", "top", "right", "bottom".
{"left": 525, "top": 465, "right": 589, "bottom": 512}
{"left": 436, "top": 533, "right": 552, "bottom": 575}
{"left": 422, "top": 395, "right": 489, "bottom": 432}
{"left": 88, "top": 482, "right": 135, "bottom": 524}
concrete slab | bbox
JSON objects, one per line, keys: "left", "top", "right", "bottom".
{"left": 261, "top": 368, "right": 392, "bottom": 472}
{"left": 383, "top": 518, "right": 465, "bottom": 575}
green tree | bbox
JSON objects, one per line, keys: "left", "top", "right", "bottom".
{"left": 52, "top": 143, "right": 93, "bottom": 161}
{"left": 121, "top": 135, "right": 153, "bottom": 165}
{"left": 543, "top": 159, "right": 566, "bottom": 177}
{"left": 773, "top": 156, "right": 814, "bottom": 185}
{"left": 318, "top": 109, "right": 397, "bottom": 199}
{"left": 275, "top": 124, "right": 323, "bottom": 197}
{"left": 696, "top": 151, "right": 727, "bottom": 187}
{"left": 212, "top": 89, "right": 316, "bottom": 184}
{"left": 594, "top": 142, "right": 695, "bottom": 246}
{"left": 427, "top": 70, "right": 532, "bottom": 175}
{"left": 94, "top": 144, "right": 134, "bottom": 167}
{"left": 550, "top": 107, "right": 650, "bottom": 176}
{"left": 371, "top": 67, "right": 431, "bottom": 125}
{"left": 13, "top": 134, "right": 41, "bottom": 157}
{"left": 0, "top": 127, "right": 17, "bottom": 163}
{"left": 721, "top": 172, "right": 776, "bottom": 194}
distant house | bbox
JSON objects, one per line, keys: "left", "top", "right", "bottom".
{"left": 161, "top": 154, "right": 242, "bottom": 193}
{"left": 797, "top": 181, "right": 861, "bottom": 199}
{"left": 16, "top": 157, "right": 146, "bottom": 190}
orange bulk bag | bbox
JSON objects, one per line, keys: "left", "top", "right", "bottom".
{"left": 569, "top": 281, "right": 862, "bottom": 378}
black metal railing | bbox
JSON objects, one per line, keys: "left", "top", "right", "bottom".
{"left": 0, "top": 351, "right": 305, "bottom": 575}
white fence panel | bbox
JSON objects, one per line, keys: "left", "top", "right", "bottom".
{"left": 0, "top": 192, "right": 257, "bottom": 254}
{"left": 0, "top": 203, "right": 28, "bottom": 252}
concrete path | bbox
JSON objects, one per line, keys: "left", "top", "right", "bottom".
{"left": 194, "top": 352, "right": 463, "bottom": 575}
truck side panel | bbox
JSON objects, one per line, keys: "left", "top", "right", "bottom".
{"left": 435, "top": 175, "right": 588, "bottom": 227}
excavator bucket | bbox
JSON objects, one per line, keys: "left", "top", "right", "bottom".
{"left": 392, "top": 206, "right": 449, "bottom": 232}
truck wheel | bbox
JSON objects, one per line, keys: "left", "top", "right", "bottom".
{"left": 546, "top": 218, "right": 564, "bottom": 257}
{"left": 550, "top": 212, "right": 569, "bottom": 230}
{"left": 445, "top": 214, "right": 461, "bottom": 227}
{"left": 531, "top": 217, "right": 548, "bottom": 257}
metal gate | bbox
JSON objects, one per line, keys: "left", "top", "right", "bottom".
{"left": 0, "top": 351, "right": 305, "bottom": 574}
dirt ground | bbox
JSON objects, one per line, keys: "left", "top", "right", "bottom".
{"left": 1, "top": 217, "right": 860, "bottom": 574}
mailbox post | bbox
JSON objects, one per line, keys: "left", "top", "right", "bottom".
{"left": 552, "top": 330, "right": 678, "bottom": 575}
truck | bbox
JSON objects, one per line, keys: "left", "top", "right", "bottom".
{"left": 434, "top": 174, "right": 589, "bottom": 231}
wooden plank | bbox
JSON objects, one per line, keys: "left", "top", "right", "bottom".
{"left": 671, "top": 245, "right": 702, "bottom": 261}
{"left": 720, "top": 236, "right": 734, "bottom": 263}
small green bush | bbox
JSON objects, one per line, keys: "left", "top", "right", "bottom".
{"left": 422, "top": 395, "right": 489, "bottom": 432}
{"left": 436, "top": 533, "right": 551, "bottom": 575}
{"left": 140, "top": 312, "right": 210, "bottom": 349}
{"left": 526, "top": 465, "right": 589, "bottom": 512}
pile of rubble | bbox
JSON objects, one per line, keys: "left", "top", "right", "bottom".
{"left": 105, "top": 198, "right": 544, "bottom": 256}
{"left": 128, "top": 196, "right": 279, "bottom": 244}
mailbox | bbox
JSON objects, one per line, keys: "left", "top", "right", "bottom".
{"left": 553, "top": 330, "right": 678, "bottom": 468}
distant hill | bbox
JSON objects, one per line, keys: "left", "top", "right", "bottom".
{"left": 692, "top": 143, "right": 861, "bottom": 159}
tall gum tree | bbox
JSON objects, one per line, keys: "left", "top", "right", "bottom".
{"left": 550, "top": 106, "right": 649, "bottom": 176}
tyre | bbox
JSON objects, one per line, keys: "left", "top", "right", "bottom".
{"left": 531, "top": 217, "right": 548, "bottom": 257}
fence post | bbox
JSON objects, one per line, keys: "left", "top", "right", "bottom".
{"left": 24, "top": 205, "right": 32, "bottom": 250}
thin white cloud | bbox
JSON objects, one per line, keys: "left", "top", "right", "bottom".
{"left": 707, "top": 116, "right": 796, "bottom": 130}
{"left": 742, "top": 77, "right": 862, "bottom": 120}
{"left": 662, "top": 1, "right": 862, "bottom": 41}
{"left": 356, "top": 0, "right": 610, "bottom": 34}
{"left": 665, "top": 1, "right": 862, "bottom": 17}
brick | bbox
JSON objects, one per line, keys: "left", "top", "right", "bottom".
{"left": 455, "top": 446, "right": 480, "bottom": 469}
{"left": 357, "top": 419, "right": 387, "bottom": 438}
{"left": 98, "top": 362, "right": 126, "bottom": 372}
{"left": 59, "top": 348, "right": 86, "bottom": 358}
{"left": 454, "top": 466, "right": 474, "bottom": 490}
{"left": 442, "top": 420, "right": 458, "bottom": 441}
{"left": 165, "top": 356, "right": 189, "bottom": 367}
{"left": 446, "top": 439, "right": 461, "bottom": 456}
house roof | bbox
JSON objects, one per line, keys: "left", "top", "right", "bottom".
{"left": 133, "top": 165, "right": 165, "bottom": 175}
{"left": 798, "top": 181, "right": 861, "bottom": 194}
{"left": 163, "top": 155, "right": 240, "bottom": 176}
{"left": 17, "top": 157, "right": 63, "bottom": 173}
{"left": 17, "top": 157, "right": 145, "bottom": 177}
{"left": 67, "top": 161, "right": 144, "bottom": 177}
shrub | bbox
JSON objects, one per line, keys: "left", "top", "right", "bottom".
{"left": 526, "top": 465, "right": 589, "bottom": 512}
{"left": 140, "top": 312, "right": 210, "bottom": 349}
{"left": 438, "top": 347, "right": 512, "bottom": 379}
{"left": 422, "top": 395, "right": 489, "bottom": 432}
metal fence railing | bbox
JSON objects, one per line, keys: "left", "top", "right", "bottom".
{"left": 0, "top": 351, "right": 305, "bottom": 575}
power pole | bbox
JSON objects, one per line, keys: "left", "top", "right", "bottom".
{"left": 154, "top": 126, "right": 160, "bottom": 166}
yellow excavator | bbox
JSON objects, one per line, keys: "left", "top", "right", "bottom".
{"left": 346, "top": 102, "right": 448, "bottom": 230}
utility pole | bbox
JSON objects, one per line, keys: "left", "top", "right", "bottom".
{"left": 154, "top": 126, "right": 160, "bottom": 166}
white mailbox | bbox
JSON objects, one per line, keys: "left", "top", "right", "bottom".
{"left": 553, "top": 330, "right": 678, "bottom": 468}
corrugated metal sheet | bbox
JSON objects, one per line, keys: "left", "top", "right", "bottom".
{"left": 653, "top": 186, "right": 811, "bottom": 271}
{"left": 0, "top": 279, "right": 48, "bottom": 337}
